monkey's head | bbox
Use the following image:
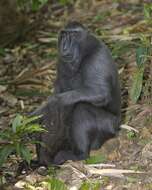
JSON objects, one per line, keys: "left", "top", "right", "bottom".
{"left": 58, "top": 21, "right": 89, "bottom": 64}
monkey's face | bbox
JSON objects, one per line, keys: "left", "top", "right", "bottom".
{"left": 58, "top": 24, "right": 88, "bottom": 64}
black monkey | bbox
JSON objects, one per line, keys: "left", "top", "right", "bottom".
{"left": 32, "top": 21, "right": 121, "bottom": 165}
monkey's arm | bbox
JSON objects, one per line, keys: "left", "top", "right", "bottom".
{"left": 49, "top": 58, "right": 113, "bottom": 107}
{"left": 32, "top": 53, "right": 114, "bottom": 116}
{"left": 30, "top": 96, "right": 57, "bottom": 116}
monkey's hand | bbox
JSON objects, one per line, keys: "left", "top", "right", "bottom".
{"left": 47, "top": 95, "right": 58, "bottom": 106}
{"left": 30, "top": 96, "right": 57, "bottom": 116}
{"left": 30, "top": 103, "right": 47, "bottom": 117}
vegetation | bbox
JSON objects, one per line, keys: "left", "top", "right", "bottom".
{"left": 85, "top": 154, "right": 107, "bottom": 164}
{"left": 0, "top": 114, "right": 45, "bottom": 166}
{"left": 0, "top": 0, "right": 152, "bottom": 189}
{"left": 17, "top": 0, "right": 49, "bottom": 11}
{"left": 130, "top": 6, "right": 152, "bottom": 103}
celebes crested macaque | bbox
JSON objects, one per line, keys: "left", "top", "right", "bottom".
{"left": 32, "top": 21, "right": 121, "bottom": 165}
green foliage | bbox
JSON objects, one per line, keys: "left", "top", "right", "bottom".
{"left": 93, "top": 11, "right": 111, "bottom": 22}
{"left": 136, "top": 46, "right": 149, "bottom": 68}
{"left": 23, "top": 178, "right": 68, "bottom": 190}
{"left": 0, "top": 114, "right": 46, "bottom": 167}
{"left": 126, "top": 176, "right": 137, "bottom": 183}
{"left": 14, "top": 89, "right": 50, "bottom": 97}
{"left": 31, "top": 0, "right": 48, "bottom": 11}
{"left": 44, "top": 178, "right": 68, "bottom": 190}
{"left": 47, "top": 166, "right": 57, "bottom": 177}
{"left": 80, "top": 181, "right": 101, "bottom": 190}
{"left": 130, "top": 39, "right": 150, "bottom": 103}
{"left": 94, "top": 14, "right": 104, "bottom": 22}
{"left": 130, "top": 66, "right": 145, "bottom": 103}
{"left": 17, "top": 0, "right": 48, "bottom": 11}
{"left": 24, "top": 177, "right": 101, "bottom": 190}
{"left": 129, "top": 164, "right": 140, "bottom": 171}
{"left": 127, "top": 131, "right": 136, "bottom": 140}
{"left": 110, "top": 41, "right": 132, "bottom": 60}
{"left": 144, "top": 3, "right": 152, "bottom": 19}
{"left": 59, "top": 0, "right": 74, "bottom": 5}
{"left": 85, "top": 154, "right": 107, "bottom": 164}
{"left": 130, "top": 3, "right": 152, "bottom": 103}
{"left": 0, "top": 48, "right": 5, "bottom": 57}
{"left": 144, "top": 183, "right": 152, "bottom": 190}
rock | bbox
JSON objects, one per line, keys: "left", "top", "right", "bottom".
{"left": 3, "top": 54, "right": 15, "bottom": 64}
{"left": 25, "top": 173, "right": 45, "bottom": 184}
{"left": 14, "top": 180, "right": 26, "bottom": 189}
{"left": 0, "top": 85, "right": 7, "bottom": 93}
{"left": 70, "top": 186, "right": 78, "bottom": 190}
{"left": 0, "top": 107, "right": 8, "bottom": 114}
{"left": 106, "top": 184, "right": 114, "bottom": 190}
{"left": 37, "top": 166, "right": 48, "bottom": 176}
{"left": 1, "top": 93, "right": 18, "bottom": 107}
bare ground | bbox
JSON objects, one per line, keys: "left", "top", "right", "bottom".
{"left": 0, "top": 0, "right": 152, "bottom": 189}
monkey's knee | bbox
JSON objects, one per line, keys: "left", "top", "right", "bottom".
{"left": 53, "top": 150, "right": 77, "bottom": 165}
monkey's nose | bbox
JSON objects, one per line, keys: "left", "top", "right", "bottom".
{"left": 63, "top": 42, "right": 69, "bottom": 51}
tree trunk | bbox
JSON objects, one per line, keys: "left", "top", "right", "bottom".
{"left": 0, "top": 0, "right": 28, "bottom": 47}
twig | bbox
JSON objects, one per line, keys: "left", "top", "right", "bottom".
{"left": 88, "top": 163, "right": 116, "bottom": 168}
{"left": 120, "top": 124, "right": 139, "bottom": 133}
{"left": 86, "top": 166, "right": 144, "bottom": 178}
{"left": 100, "top": 33, "right": 152, "bottom": 41}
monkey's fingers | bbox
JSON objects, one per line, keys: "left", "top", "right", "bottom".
{"left": 29, "top": 103, "right": 47, "bottom": 117}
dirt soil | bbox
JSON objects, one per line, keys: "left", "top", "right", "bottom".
{"left": 0, "top": 0, "right": 152, "bottom": 189}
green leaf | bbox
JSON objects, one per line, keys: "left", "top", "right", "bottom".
{"left": 31, "top": 0, "right": 48, "bottom": 11}
{"left": 31, "top": 0, "right": 40, "bottom": 11}
{"left": 0, "top": 130, "right": 12, "bottom": 140}
{"left": 144, "top": 4, "right": 152, "bottom": 19}
{"left": 20, "top": 145, "right": 32, "bottom": 165}
{"left": 29, "top": 140, "right": 45, "bottom": 145}
{"left": 59, "top": 0, "right": 73, "bottom": 5}
{"left": 14, "top": 89, "right": 50, "bottom": 97}
{"left": 136, "top": 47, "right": 149, "bottom": 67}
{"left": 0, "top": 145, "right": 15, "bottom": 166}
{"left": 15, "top": 143, "right": 22, "bottom": 156}
{"left": 85, "top": 154, "right": 107, "bottom": 164}
{"left": 0, "top": 113, "right": 47, "bottom": 166}
{"left": 0, "top": 48, "right": 5, "bottom": 56}
{"left": 39, "top": 0, "right": 48, "bottom": 4}
{"left": 23, "top": 124, "right": 47, "bottom": 134}
{"left": 46, "top": 178, "right": 68, "bottom": 190}
{"left": 130, "top": 66, "right": 145, "bottom": 103}
{"left": 22, "top": 115, "right": 42, "bottom": 126}
{"left": 12, "top": 114, "right": 23, "bottom": 133}
{"left": 127, "top": 131, "right": 136, "bottom": 140}
{"left": 131, "top": 45, "right": 150, "bottom": 103}
{"left": 80, "top": 181, "right": 101, "bottom": 190}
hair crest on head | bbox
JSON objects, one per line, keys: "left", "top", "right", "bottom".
{"left": 65, "top": 20, "right": 85, "bottom": 30}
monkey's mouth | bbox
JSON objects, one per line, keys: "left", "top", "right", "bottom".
{"left": 61, "top": 54, "right": 74, "bottom": 62}
{"left": 61, "top": 47, "right": 79, "bottom": 63}
{"left": 59, "top": 37, "right": 80, "bottom": 63}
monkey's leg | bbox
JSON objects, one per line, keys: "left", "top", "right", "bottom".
{"left": 91, "top": 108, "right": 120, "bottom": 150}
{"left": 53, "top": 103, "right": 94, "bottom": 164}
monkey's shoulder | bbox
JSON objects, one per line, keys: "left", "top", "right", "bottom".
{"left": 81, "top": 46, "right": 119, "bottom": 86}
{"left": 83, "top": 50, "right": 114, "bottom": 72}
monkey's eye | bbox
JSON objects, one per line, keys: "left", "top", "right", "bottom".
{"left": 71, "top": 31, "right": 78, "bottom": 38}
{"left": 76, "top": 31, "right": 82, "bottom": 39}
{"left": 74, "top": 31, "right": 78, "bottom": 36}
{"left": 61, "top": 31, "right": 66, "bottom": 37}
{"left": 70, "top": 31, "right": 75, "bottom": 37}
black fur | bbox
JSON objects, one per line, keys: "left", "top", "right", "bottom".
{"left": 32, "top": 21, "right": 121, "bottom": 165}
